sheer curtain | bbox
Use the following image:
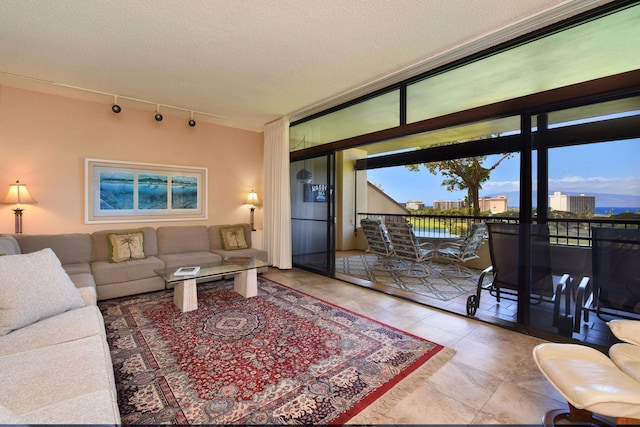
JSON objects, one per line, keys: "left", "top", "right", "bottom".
{"left": 263, "top": 117, "right": 292, "bottom": 269}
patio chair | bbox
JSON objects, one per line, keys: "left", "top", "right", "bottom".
{"left": 466, "top": 223, "right": 571, "bottom": 331}
{"left": 360, "top": 218, "right": 401, "bottom": 271}
{"left": 573, "top": 227, "right": 640, "bottom": 333}
{"left": 385, "top": 221, "right": 436, "bottom": 278}
{"left": 435, "top": 222, "right": 487, "bottom": 277}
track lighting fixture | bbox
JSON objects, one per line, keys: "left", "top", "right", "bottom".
{"left": 188, "top": 111, "right": 196, "bottom": 127}
{"left": 111, "top": 96, "right": 121, "bottom": 113}
{"left": 154, "top": 105, "right": 163, "bottom": 121}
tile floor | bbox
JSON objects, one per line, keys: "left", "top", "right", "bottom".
{"left": 263, "top": 266, "right": 571, "bottom": 425}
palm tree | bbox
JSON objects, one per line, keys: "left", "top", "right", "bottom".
{"left": 120, "top": 235, "right": 137, "bottom": 260}
{"left": 229, "top": 229, "right": 241, "bottom": 247}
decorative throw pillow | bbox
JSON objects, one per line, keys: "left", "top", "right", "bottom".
{"left": 220, "top": 226, "right": 249, "bottom": 250}
{"left": 0, "top": 248, "right": 86, "bottom": 336}
{"left": 107, "top": 231, "right": 146, "bottom": 263}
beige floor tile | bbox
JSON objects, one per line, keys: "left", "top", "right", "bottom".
{"left": 452, "top": 334, "right": 526, "bottom": 379}
{"left": 507, "top": 353, "right": 566, "bottom": 404}
{"left": 420, "top": 309, "right": 483, "bottom": 336}
{"left": 404, "top": 321, "right": 466, "bottom": 348}
{"left": 355, "top": 381, "right": 479, "bottom": 425}
{"left": 427, "top": 359, "right": 503, "bottom": 411}
{"left": 473, "top": 381, "right": 563, "bottom": 424}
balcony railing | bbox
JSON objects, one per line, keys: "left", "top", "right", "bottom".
{"left": 357, "top": 212, "right": 640, "bottom": 246}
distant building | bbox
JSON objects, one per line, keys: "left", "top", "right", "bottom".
{"left": 549, "top": 191, "right": 595, "bottom": 215}
{"left": 479, "top": 195, "right": 508, "bottom": 213}
{"left": 433, "top": 199, "right": 466, "bottom": 210}
{"left": 405, "top": 200, "right": 425, "bottom": 210}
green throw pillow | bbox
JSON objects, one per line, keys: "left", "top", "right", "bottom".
{"left": 219, "top": 226, "right": 249, "bottom": 250}
{"left": 107, "top": 231, "right": 146, "bottom": 263}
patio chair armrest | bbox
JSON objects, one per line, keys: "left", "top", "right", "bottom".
{"left": 477, "top": 265, "right": 493, "bottom": 287}
{"left": 416, "top": 240, "right": 437, "bottom": 251}
{"left": 437, "top": 240, "right": 464, "bottom": 249}
{"left": 574, "top": 276, "right": 591, "bottom": 333}
{"left": 552, "top": 274, "right": 572, "bottom": 331}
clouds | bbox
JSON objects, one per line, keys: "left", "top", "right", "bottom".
{"left": 482, "top": 176, "right": 640, "bottom": 196}
{"left": 548, "top": 176, "right": 640, "bottom": 195}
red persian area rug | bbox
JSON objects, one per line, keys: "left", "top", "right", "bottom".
{"left": 99, "top": 277, "right": 454, "bottom": 424}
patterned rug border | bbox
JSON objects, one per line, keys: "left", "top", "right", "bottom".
{"left": 101, "top": 276, "right": 456, "bottom": 424}
{"left": 258, "top": 276, "right": 455, "bottom": 423}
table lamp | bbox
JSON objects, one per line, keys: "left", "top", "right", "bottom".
{"left": 246, "top": 190, "right": 259, "bottom": 231}
{"left": 2, "top": 180, "right": 37, "bottom": 233}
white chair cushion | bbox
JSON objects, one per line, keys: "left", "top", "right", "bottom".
{"left": 533, "top": 343, "right": 640, "bottom": 420}
{"left": 610, "top": 343, "right": 640, "bottom": 382}
{"left": 609, "top": 320, "right": 640, "bottom": 346}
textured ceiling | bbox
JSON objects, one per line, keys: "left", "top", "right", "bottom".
{"left": 0, "top": 0, "right": 611, "bottom": 132}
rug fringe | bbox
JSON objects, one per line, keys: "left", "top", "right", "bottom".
{"left": 346, "top": 347, "right": 456, "bottom": 424}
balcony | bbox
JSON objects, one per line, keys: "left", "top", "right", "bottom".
{"left": 334, "top": 212, "right": 640, "bottom": 347}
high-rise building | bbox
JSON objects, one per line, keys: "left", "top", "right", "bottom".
{"left": 433, "top": 199, "right": 466, "bottom": 210}
{"left": 479, "top": 195, "right": 508, "bottom": 213}
{"left": 549, "top": 191, "right": 596, "bottom": 215}
{"left": 405, "top": 200, "right": 425, "bottom": 210}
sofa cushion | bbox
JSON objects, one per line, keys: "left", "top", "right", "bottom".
{"left": 0, "top": 305, "right": 105, "bottom": 356}
{"left": 20, "top": 390, "right": 120, "bottom": 425}
{"left": 219, "top": 225, "right": 249, "bottom": 250}
{"left": 107, "top": 231, "right": 146, "bottom": 262}
{"left": 0, "top": 248, "right": 86, "bottom": 336}
{"left": 92, "top": 227, "right": 158, "bottom": 262}
{"left": 158, "top": 251, "right": 222, "bottom": 270}
{"left": 91, "top": 256, "right": 165, "bottom": 286}
{"left": 0, "top": 334, "right": 119, "bottom": 423}
{"left": 156, "top": 225, "right": 210, "bottom": 254}
{"left": 0, "top": 405, "right": 23, "bottom": 424}
{"left": 78, "top": 286, "right": 98, "bottom": 306}
{"left": 13, "top": 233, "right": 91, "bottom": 264}
{"left": 0, "top": 236, "right": 20, "bottom": 256}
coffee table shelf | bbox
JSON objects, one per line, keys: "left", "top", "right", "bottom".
{"left": 155, "top": 259, "right": 269, "bottom": 312}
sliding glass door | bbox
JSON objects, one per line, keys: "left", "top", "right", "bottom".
{"left": 290, "top": 154, "right": 336, "bottom": 276}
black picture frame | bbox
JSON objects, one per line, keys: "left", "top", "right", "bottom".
{"left": 303, "top": 183, "right": 328, "bottom": 203}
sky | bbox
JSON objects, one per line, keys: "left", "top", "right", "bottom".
{"left": 367, "top": 138, "right": 640, "bottom": 208}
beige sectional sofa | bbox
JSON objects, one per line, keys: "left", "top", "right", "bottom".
{"left": 0, "top": 246, "right": 120, "bottom": 424}
{"left": 11, "top": 223, "right": 267, "bottom": 301}
{"left": 0, "top": 224, "right": 267, "bottom": 425}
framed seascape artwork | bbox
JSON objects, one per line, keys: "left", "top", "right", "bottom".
{"left": 85, "top": 158, "right": 208, "bottom": 224}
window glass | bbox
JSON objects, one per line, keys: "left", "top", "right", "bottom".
{"left": 290, "top": 90, "right": 399, "bottom": 151}
{"left": 406, "top": 5, "right": 640, "bottom": 123}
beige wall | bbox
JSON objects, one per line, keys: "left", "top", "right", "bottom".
{"left": 336, "top": 149, "right": 367, "bottom": 251}
{"left": 0, "top": 85, "right": 264, "bottom": 234}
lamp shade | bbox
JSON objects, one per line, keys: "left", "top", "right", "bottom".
{"left": 2, "top": 181, "right": 36, "bottom": 205}
{"left": 246, "top": 190, "right": 259, "bottom": 206}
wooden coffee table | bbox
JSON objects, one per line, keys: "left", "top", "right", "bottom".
{"left": 155, "top": 259, "right": 269, "bottom": 312}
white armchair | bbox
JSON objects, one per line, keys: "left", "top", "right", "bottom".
{"left": 533, "top": 319, "right": 640, "bottom": 425}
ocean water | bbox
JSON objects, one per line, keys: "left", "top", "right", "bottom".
{"left": 595, "top": 207, "right": 640, "bottom": 215}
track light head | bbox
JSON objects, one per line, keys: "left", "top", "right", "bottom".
{"left": 111, "top": 96, "right": 121, "bottom": 113}
{"left": 155, "top": 113, "right": 163, "bottom": 121}
{"left": 188, "top": 119, "right": 196, "bottom": 127}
